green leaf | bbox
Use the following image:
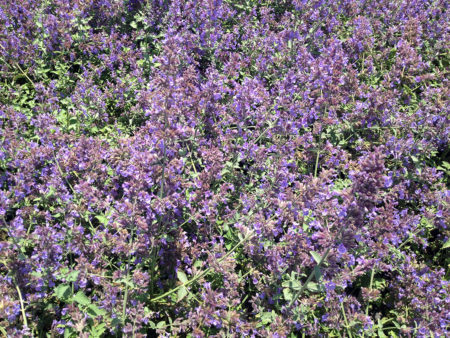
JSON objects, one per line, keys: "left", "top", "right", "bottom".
{"left": 65, "top": 270, "right": 80, "bottom": 283}
{"left": 89, "top": 322, "right": 106, "bottom": 338}
{"left": 177, "top": 286, "right": 188, "bottom": 302}
{"left": 378, "top": 327, "right": 388, "bottom": 337}
{"left": 95, "top": 214, "right": 108, "bottom": 226}
{"left": 310, "top": 251, "right": 322, "bottom": 264}
{"left": 443, "top": 239, "right": 450, "bottom": 249}
{"left": 314, "top": 266, "right": 322, "bottom": 281}
{"left": 306, "top": 282, "right": 322, "bottom": 293}
{"left": 119, "top": 278, "right": 135, "bottom": 288}
{"left": 283, "top": 288, "right": 293, "bottom": 301}
{"left": 193, "top": 260, "right": 203, "bottom": 269}
{"left": 55, "top": 284, "right": 72, "bottom": 300}
{"left": 259, "top": 311, "right": 275, "bottom": 325}
{"left": 377, "top": 318, "right": 388, "bottom": 338}
{"left": 31, "top": 271, "right": 43, "bottom": 278}
{"left": 86, "top": 304, "right": 107, "bottom": 317}
{"left": 107, "top": 167, "right": 114, "bottom": 176}
{"left": 177, "top": 270, "right": 188, "bottom": 284}
{"left": 46, "top": 186, "right": 56, "bottom": 198}
{"left": 64, "top": 326, "right": 77, "bottom": 338}
{"left": 0, "top": 325, "right": 8, "bottom": 336}
{"left": 156, "top": 321, "right": 166, "bottom": 329}
{"left": 111, "top": 318, "right": 122, "bottom": 328}
{"left": 282, "top": 280, "right": 301, "bottom": 290}
{"left": 73, "top": 291, "right": 91, "bottom": 306}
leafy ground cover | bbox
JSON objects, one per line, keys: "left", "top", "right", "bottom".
{"left": 0, "top": 0, "right": 449, "bottom": 336}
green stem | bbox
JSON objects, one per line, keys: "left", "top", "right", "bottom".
{"left": 238, "top": 268, "right": 255, "bottom": 282}
{"left": 150, "top": 231, "right": 254, "bottom": 303}
{"left": 159, "top": 140, "right": 166, "bottom": 199}
{"left": 122, "top": 226, "right": 135, "bottom": 324}
{"left": 341, "top": 301, "right": 353, "bottom": 338}
{"left": 398, "top": 227, "right": 423, "bottom": 250}
{"left": 314, "top": 148, "right": 320, "bottom": 177}
{"left": 249, "top": 117, "right": 280, "bottom": 151}
{"left": 362, "top": 264, "right": 376, "bottom": 338}
{"left": 122, "top": 271, "right": 130, "bottom": 324}
{"left": 287, "top": 244, "right": 331, "bottom": 308}
{"left": 288, "top": 222, "right": 345, "bottom": 309}
{"left": 361, "top": 53, "right": 365, "bottom": 74}
{"left": 149, "top": 243, "right": 158, "bottom": 297}
{"left": 252, "top": 125, "right": 271, "bottom": 146}
{"left": 15, "top": 282, "right": 28, "bottom": 328}
{"left": 186, "top": 143, "right": 198, "bottom": 175}
{"left": 314, "top": 130, "right": 323, "bottom": 177}
{"left": 53, "top": 150, "right": 75, "bottom": 194}
{"left": 159, "top": 110, "right": 169, "bottom": 199}
{"left": 1, "top": 216, "right": 26, "bottom": 257}
{"left": 1, "top": 217, "right": 29, "bottom": 330}
{"left": 365, "top": 267, "right": 375, "bottom": 316}
{"left": 0, "top": 44, "right": 36, "bottom": 88}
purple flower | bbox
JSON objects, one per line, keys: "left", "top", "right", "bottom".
{"left": 383, "top": 175, "right": 393, "bottom": 188}
{"left": 338, "top": 244, "right": 347, "bottom": 254}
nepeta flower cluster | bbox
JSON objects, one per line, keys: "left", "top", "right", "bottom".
{"left": 0, "top": 0, "right": 448, "bottom": 336}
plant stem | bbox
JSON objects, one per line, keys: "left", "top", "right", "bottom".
{"left": 366, "top": 267, "right": 375, "bottom": 316}
{"left": 186, "top": 143, "right": 198, "bottom": 175}
{"left": 397, "top": 227, "right": 424, "bottom": 250}
{"left": 122, "top": 269, "right": 130, "bottom": 324}
{"left": 238, "top": 268, "right": 255, "bottom": 282}
{"left": 314, "top": 148, "right": 320, "bottom": 177}
{"left": 341, "top": 301, "right": 353, "bottom": 338}
{"left": 362, "top": 265, "right": 376, "bottom": 338}
{"left": 15, "top": 282, "right": 28, "bottom": 328}
{"left": 0, "top": 44, "right": 36, "bottom": 88}
{"left": 122, "top": 217, "right": 136, "bottom": 324}
{"left": 53, "top": 150, "right": 75, "bottom": 193}
{"left": 159, "top": 109, "right": 169, "bottom": 199}
{"left": 287, "top": 244, "right": 331, "bottom": 308}
{"left": 287, "top": 221, "right": 345, "bottom": 309}
{"left": 159, "top": 139, "right": 166, "bottom": 199}
{"left": 150, "top": 231, "right": 254, "bottom": 303}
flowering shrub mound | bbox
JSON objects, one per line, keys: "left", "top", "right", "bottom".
{"left": 0, "top": 0, "right": 449, "bottom": 336}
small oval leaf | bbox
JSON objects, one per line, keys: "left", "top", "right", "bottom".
{"left": 177, "top": 270, "right": 188, "bottom": 284}
{"left": 177, "top": 286, "right": 188, "bottom": 302}
{"left": 310, "top": 251, "right": 322, "bottom": 264}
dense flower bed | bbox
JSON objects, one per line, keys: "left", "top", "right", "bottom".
{"left": 0, "top": 0, "right": 449, "bottom": 336}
